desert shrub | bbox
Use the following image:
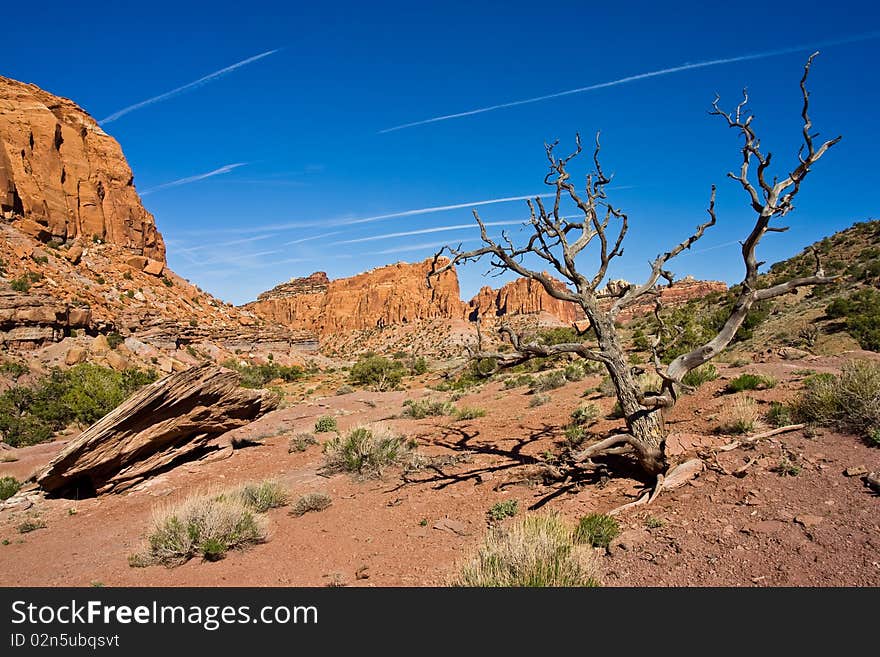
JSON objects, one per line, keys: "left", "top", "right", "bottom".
{"left": 570, "top": 403, "right": 598, "bottom": 426}
{"left": 563, "top": 363, "right": 585, "bottom": 382}
{"left": 0, "top": 364, "right": 157, "bottom": 447}
{"left": 235, "top": 481, "right": 288, "bottom": 512}
{"left": 530, "top": 371, "right": 567, "bottom": 393}
{"left": 17, "top": 517, "right": 46, "bottom": 534}
{"left": 682, "top": 363, "right": 718, "bottom": 388}
{"left": 766, "top": 402, "right": 793, "bottom": 428}
{"left": 564, "top": 424, "right": 588, "bottom": 448}
{"left": 487, "top": 500, "right": 519, "bottom": 522}
{"left": 791, "top": 360, "right": 880, "bottom": 441}
{"left": 314, "top": 415, "right": 338, "bottom": 433}
{"left": 290, "top": 492, "right": 332, "bottom": 517}
{"left": 538, "top": 327, "right": 583, "bottom": 345}
{"left": 0, "top": 361, "right": 28, "bottom": 380}
{"left": 454, "top": 406, "right": 486, "bottom": 421}
{"left": 574, "top": 513, "right": 620, "bottom": 548}
{"left": 638, "top": 372, "right": 663, "bottom": 395}
{"left": 529, "top": 393, "right": 550, "bottom": 407}
{"left": 772, "top": 458, "right": 801, "bottom": 477}
{"left": 719, "top": 396, "right": 760, "bottom": 434}
{"left": 401, "top": 398, "right": 456, "bottom": 419}
{"left": 726, "top": 373, "right": 776, "bottom": 393}
{"left": 410, "top": 357, "right": 429, "bottom": 375}
{"left": 10, "top": 276, "right": 31, "bottom": 293}
{"left": 221, "top": 359, "right": 304, "bottom": 388}
{"left": 106, "top": 332, "right": 124, "bottom": 349}
{"left": 323, "top": 426, "right": 415, "bottom": 476}
{"left": 0, "top": 476, "right": 21, "bottom": 501}
{"left": 609, "top": 401, "right": 625, "bottom": 419}
{"left": 453, "top": 514, "right": 600, "bottom": 587}
{"left": 503, "top": 374, "right": 535, "bottom": 389}
{"left": 288, "top": 433, "right": 318, "bottom": 453}
{"left": 349, "top": 355, "right": 405, "bottom": 391}
{"left": 826, "top": 288, "right": 880, "bottom": 351}
{"left": 139, "top": 493, "right": 265, "bottom": 566}
{"left": 335, "top": 384, "right": 354, "bottom": 395}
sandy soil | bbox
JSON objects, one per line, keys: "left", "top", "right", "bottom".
{"left": 0, "top": 354, "right": 877, "bottom": 587}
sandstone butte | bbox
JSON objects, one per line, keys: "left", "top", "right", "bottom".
{"left": 0, "top": 76, "right": 164, "bottom": 264}
{"left": 244, "top": 262, "right": 727, "bottom": 335}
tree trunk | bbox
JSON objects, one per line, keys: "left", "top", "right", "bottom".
{"left": 590, "top": 309, "right": 667, "bottom": 476}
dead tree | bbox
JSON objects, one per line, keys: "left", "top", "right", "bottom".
{"left": 428, "top": 54, "right": 840, "bottom": 489}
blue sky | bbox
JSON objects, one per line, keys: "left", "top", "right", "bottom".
{"left": 4, "top": 1, "right": 879, "bottom": 304}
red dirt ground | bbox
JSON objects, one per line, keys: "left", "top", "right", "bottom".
{"left": 0, "top": 353, "right": 877, "bottom": 587}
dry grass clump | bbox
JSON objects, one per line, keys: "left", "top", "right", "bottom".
{"left": 453, "top": 514, "right": 601, "bottom": 587}
{"left": 235, "top": 480, "right": 288, "bottom": 512}
{"left": 290, "top": 492, "right": 332, "bottom": 517}
{"left": 323, "top": 425, "right": 416, "bottom": 476}
{"left": 137, "top": 493, "right": 267, "bottom": 566}
{"left": 401, "top": 398, "right": 456, "bottom": 419}
{"left": 288, "top": 433, "right": 318, "bottom": 453}
{"left": 719, "top": 396, "right": 761, "bottom": 434}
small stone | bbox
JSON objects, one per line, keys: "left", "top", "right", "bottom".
{"left": 432, "top": 518, "right": 470, "bottom": 536}
{"left": 845, "top": 466, "right": 868, "bottom": 477}
{"left": 795, "top": 514, "right": 824, "bottom": 528}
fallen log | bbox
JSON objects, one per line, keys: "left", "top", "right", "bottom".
{"left": 34, "top": 364, "right": 278, "bottom": 495}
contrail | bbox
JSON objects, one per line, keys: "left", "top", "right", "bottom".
{"left": 99, "top": 49, "right": 280, "bottom": 124}
{"left": 176, "top": 233, "right": 277, "bottom": 254}
{"left": 335, "top": 220, "right": 525, "bottom": 245}
{"left": 140, "top": 162, "right": 248, "bottom": 195}
{"left": 379, "top": 32, "right": 880, "bottom": 133}
{"left": 374, "top": 238, "right": 480, "bottom": 255}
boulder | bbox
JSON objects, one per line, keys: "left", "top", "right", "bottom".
{"left": 143, "top": 259, "right": 164, "bottom": 276}
{"left": 64, "top": 345, "right": 86, "bottom": 365}
{"left": 34, "top": 364, "right": 279, "bottom": 495}
{"left": 64, "top": 243, "right": 83, "bottom": 264}
{"left": 126, "top": 255, "right": 147, "bottom": 271}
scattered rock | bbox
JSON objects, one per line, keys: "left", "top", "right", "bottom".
{"left": 64, "top": 244, "right": 83, "bottom": 265}
{"left": 845, "top": 466, "right": 868, "bottom": 477}
{"left": 143, "top": 259, "right": 164, "bottom": 276}
{"left": 64, "top": 345, "right": 86, "bottom": 365}
{"left": 432, "top": 518, "right": 470, "bottom": 536}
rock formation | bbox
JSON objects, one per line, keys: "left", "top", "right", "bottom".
{"left": 34, "top": 364, "right": 279, "bottom": 495}
{"left": 466, "top": 277, "right": 582, "bottom": 323}
{"left": 0, "top": 76, "right": 165, "bottom": 262}
{"left": 609, "top": 276, "right": 728, "bottom": 322}
{"left": 0, "top": 290, "right": 90, "bottom": 347}
{"left": 246, "top": 259, "right": 465, "bottom": 333}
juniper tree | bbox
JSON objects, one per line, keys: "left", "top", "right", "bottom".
{"left": 429, "top": 54, "right": 839, "bottom": 494}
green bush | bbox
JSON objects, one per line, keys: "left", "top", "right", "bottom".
{"left": 349, "top": 355, "right": 405, "bottom": 391}
{"left": 529, "top": 393, "right": 550, "bottom": 407}
{"left": 454, "top": 514, "right": 600, "bottom": 587}
{"left": 563, "top": 363, "right": 585, "bottom": 382}
{"left": 682, "top": 364, "right": 718, "bottom": 388}
{"left": 766, "top": 402, "right": 793, "bottom": 428}
{"left": 10, "top": 276, "right": 30, "bottom": 293}
{"left": 792, "top": 360, "right": 880, "bottom": 441}
{"left": 0, "top": 361, "right": 29, "bottom": 380}
{"left": 401, "top": 399, "right": 456, "bottom": 419}
{"left": 574, "top": 513, "right": 620, "bottom": 548}
{"left": 570, "top": 403, "right": 598, "bottom": 426}
{"left": 0, "top": 476, "right": 21, "bottom": 501}
{"left": 726, "top": 373, "right": 776, "bottom": 393}
{"left": 106, "top": 332, "right": 124, "bottom": 350}
{"left": 314, "top": 415, "right": 338, "bottom": 433}
{"left": 826, "top": 288, "right": 880, "bottom": 351}
{"left": 487, "top": 500, "right": 519, "bottom": 522}
{"left": 0, "top": 364, "right": 157, "bottom": 447}
{"left": 323, "top": 426, "right": 414, "bottom": 476}
{"left": 235, "top": 481, "right": 288, "bottom": 512}
{"left": 503, "top": 374, "right": 535, "bottom": 389}
{"left": 221, "top": 359, "right": 304, "bottom": 388}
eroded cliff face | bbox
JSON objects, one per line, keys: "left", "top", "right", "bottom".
{"left": 609, "top": 276, "right": 728, "bottom": 322}
{"left": 246, "top": 259, "right": 465, "bottom": 333}
{"left": 0, "top": 76, "right": 164, "bottom": 261}
{"left": 466, "top": 277, "right": 581, "bottom": 323}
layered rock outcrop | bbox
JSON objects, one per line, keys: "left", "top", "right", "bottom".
{"left": 610, "top": 276, "right": 728, "bottom": 322}
{"left": 0, "top": 290, "right": 90, "bottom": 346}
{"left": 0, "top": 76, "right": 164, "bottom": 261}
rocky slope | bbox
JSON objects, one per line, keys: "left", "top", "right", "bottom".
{"left": 0, "top": 76, "right": 314, "bottom": 373}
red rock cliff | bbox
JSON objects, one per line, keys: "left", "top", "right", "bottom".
{"left": 0, "top": 76, "right": 165, "bottom": 262}
{"left": 246, "top": 259, "right": 465, "bottom": 333}
{"left": 466, "top": 277, "right": 581, "bottom": 323}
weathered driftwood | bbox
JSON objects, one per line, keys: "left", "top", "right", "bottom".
{"left": 35, "top": 364, "right": 278, "bottom": 495}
